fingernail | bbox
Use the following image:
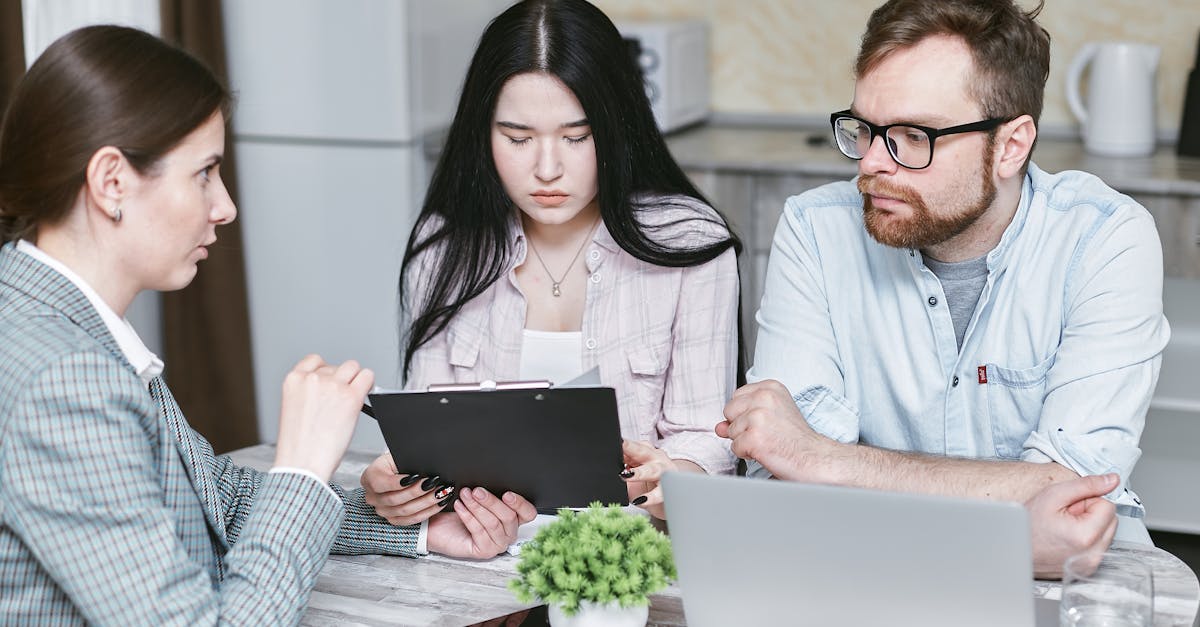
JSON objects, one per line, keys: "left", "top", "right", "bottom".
{"left": 434, "top": 485, "right": 455, "bottom": 500}
{"left": 420, "top": 475, "right": 440, "bottom": 491}
{"left": 438, "top": 496, "right": 453, "bottom": 508}
{"left": 399, "top": 474, "right": 421, "bottom": 487}
{"left": 502, "top": 491, "right": 516, "bottom": 503}
{"left": 619, "top": 467, "right": 635, "bottom": 479}
{"left": 631, "top": 495, "right": 648, "bottom": 506}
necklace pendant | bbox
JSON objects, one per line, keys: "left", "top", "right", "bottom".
{"left": 552, "top": 283, "right": 562, "bottom": 297}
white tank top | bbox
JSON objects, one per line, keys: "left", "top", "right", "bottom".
{"left": 518, "top": 329, "right": 584, "bottom": 384}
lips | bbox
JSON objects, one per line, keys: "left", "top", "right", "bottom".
{"left": 531, "top": 190, "right": 569, "bottom": 207}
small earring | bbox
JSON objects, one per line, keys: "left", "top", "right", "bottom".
{"left": 111, "top": 204, "right": 122, "bottom": 223}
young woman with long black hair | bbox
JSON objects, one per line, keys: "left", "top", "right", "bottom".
{"left": 361, "top": 0, "right": 744, "bottom": 521}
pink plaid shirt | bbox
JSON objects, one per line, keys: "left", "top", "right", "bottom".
{"left": 405, "top": 196, "right": 739, "bottom": 474}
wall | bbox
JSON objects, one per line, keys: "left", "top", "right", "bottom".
{"left": 595, "top": 0, "right": 1200, "bottom": 139}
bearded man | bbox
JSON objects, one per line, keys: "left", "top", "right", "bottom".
{"left": 718, "top": 0, "right": 1169, "bottom": 553}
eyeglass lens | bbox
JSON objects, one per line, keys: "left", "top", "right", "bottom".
{"left": 833, "top": 118, "right": 933, "bottom": 169}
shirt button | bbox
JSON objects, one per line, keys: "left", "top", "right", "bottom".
{"left": 589, "top": 249, "right": 600, "bottom": 261}
{"left": 590, "top": 273, "right": 601, "bottom": 284}
{"left": 927, "top": 296, "right": 938, "bottom": 307}
{"left": 952, "top": 375, "right": 960, "bottom": 387}
{"left": 585, "top": 338, "right": 597, "bottom": 350}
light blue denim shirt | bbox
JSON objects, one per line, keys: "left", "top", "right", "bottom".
{"left": 747, "top": 163, "right": 1169, "bottom": 519}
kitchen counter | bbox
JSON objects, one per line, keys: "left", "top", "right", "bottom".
{"left": 663, "top": 123, "right": 1200, "bottom": 197}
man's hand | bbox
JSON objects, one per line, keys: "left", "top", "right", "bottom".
{"left": 716, "top": 380, "right": 835, "bottom": 481}
{"left": 1026, "top": 473, "right": 1119, "bottom": 579}
{"left": 426, "top": 488, "right": 537, "bottom": 559}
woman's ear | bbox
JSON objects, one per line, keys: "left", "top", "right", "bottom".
{"left": 994, "top": 114, "right": 1036, "bottom": 180}
{"left": 84, "top": 146, "right": 130, "bottom": 219}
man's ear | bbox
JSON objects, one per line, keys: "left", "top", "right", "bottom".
{"left": 84, "top": 146, "right": 130, "bottom": 218}
{"left": 995, "top": 114, "right": 1036, "bottom": 180}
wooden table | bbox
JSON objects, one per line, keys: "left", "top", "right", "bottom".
{"left": 227, "top": 445, "right": 1199, "bottom": 626}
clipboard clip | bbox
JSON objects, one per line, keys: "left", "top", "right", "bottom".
{"left": 427, "top": 379, "right": 552, "bottom": 392}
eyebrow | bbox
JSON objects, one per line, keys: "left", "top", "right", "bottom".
{"left": 496, "top": 119, "right": 590, "bottom": 131}
{"left": 849, "top": 107, "right": 950, "bottom": 126}
{"left": 204, "top": 154, "right": 224, "bottom": 167}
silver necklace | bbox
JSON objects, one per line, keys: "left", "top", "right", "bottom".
{"left": 526, "top": 217, "right": 599, "bottom": 297}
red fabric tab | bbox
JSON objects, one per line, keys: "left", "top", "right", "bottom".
{"left": 977, "top": 365, "right": 988, "bottom": 384}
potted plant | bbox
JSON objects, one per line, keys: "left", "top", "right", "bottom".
{"left": 509, "top": 503, "right": 676, "bottom": 627}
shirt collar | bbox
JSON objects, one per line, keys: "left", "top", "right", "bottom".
{"left": 984, "top": 162, "right": 1040, "bottom": 271}
{"left": 509, "top": 214, "right": 618, "bottom": 257}
{"left": 16, "top": 240, "right": 164, "bottom": 385}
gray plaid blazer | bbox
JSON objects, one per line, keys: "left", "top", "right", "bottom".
{"left": 0, "top": 244, "right": 420, "bottom": 625}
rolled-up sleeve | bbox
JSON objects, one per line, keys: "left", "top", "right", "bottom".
{"left": 1021, "top": 208, "right": 1169, "bottom": 517}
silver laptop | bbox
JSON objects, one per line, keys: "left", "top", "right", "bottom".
{"left": 662, "top": 473, "right": 1052, "bottom": 627}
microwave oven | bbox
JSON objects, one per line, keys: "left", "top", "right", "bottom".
{"left": 617, "top": 19, "right": 710, "bottom": 133}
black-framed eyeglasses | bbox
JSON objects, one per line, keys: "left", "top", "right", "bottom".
{"left": 829, "top": 110, "right": 1009, "bottom": 170}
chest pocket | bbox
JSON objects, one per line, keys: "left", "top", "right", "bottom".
{"left": 985, "top": 353, "right": 1055, "bottom": 458}
{"left": 626, "top": 343, "right": 670, "bottom": 429}
{"left": 447, "top": 329, "right": 481, "bottom": 373}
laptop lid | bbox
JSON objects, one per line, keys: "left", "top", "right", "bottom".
{"left": 662, "top": 473, "right": 1036, "bottom": 627}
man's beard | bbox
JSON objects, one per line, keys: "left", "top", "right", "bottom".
{"left": 858, "top": 145, "right": 998, "bottom": 250}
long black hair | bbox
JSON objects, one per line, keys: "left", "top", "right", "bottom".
{"left": 401, "top": 0, "right": 743, "bottom": 379}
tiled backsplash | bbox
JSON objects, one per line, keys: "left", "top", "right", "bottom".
{"left": 596, "top": 0, "right": 1200, "bottom": 139}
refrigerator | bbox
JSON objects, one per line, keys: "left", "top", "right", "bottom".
{"left": 223, "top": 0, "right": 508, "bottom": 450}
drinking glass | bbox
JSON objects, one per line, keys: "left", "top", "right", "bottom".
{"left": 1060, "top": 551, "right": 1154, "bottom": 627}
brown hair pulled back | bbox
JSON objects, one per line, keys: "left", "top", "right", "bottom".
{"left": 0, "top": 25, "right": 229, "bottom": 242}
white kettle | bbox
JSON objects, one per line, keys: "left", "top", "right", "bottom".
{"left": 1066, "top": 42, "right": 1161, "bottom": 157}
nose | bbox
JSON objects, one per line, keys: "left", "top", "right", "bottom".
{"left": 858, "top": 133, "right": 898, "bottom": 177}
{"left": 211, "top": 175, "right": 237, "bottom": 225}
{"left": 534, "top": 139, "right": 563, "bottom": 183}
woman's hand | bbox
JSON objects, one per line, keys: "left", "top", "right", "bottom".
{"left": 621, "top": 440, "right": 702, "bottom": 519}
{"left": 426, "top": 488, "right": 537, "bottom": 559}
{"left": 360, "top": 453, "right": 452, "bottom": 526}
{"left": 273, "top": 355, "right": 374, "bottom": 482}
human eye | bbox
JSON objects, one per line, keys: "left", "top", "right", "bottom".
{"left": 505, "top": 135, "right": 531, "bottom": 146}
{"left": 198, "top": 164, "right": 215, "bottom": 184}
{"left": 564, "top": 133, "right": 591, "bottom": 144}
{"left": 900, "top": 127, "right": 929, "bottom": 146}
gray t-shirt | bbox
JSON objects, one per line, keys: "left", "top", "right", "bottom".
{"left": 923, "top": 254, "right": 989, "bottom": 349}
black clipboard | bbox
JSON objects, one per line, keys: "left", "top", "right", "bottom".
{"left": 367, "top": 382, "right": 628, "bottom": 509}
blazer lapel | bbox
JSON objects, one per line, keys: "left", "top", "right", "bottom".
{"left": 149, "top": 377, "right": 229, "bottom": 547}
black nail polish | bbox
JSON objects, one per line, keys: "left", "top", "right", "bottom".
{"left": 437, "top": 497, "right": 452, "bottom": 508}
{"left": 619, "top": 467, "right": 635, "bottom": 479}
{"left": 631, "top": 495, "right": 648, "bottom": 506}
{"left": 434, "top": 485, "right": 455, "bottom": 500}
{"left": 399, "top": 474, "right": 421, "bottom": 487}
{"left": 420, "top": 475, "right": 440, "bottom": 491}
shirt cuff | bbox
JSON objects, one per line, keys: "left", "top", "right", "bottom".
{"left": 791, "top": 385, "right": 860, "bottom": 444}
{"left": 269, "top": 466, "right": 339, "bottom": 502}
{"left": 1021, "top": 430, "right": 1145, "bottom": 518}
{"left": 417, "top": 519, "right": 429, "bottom": 555}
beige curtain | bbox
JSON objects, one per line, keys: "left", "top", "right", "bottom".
{"left": 159, "top": 0, "right": 260, "bottom": 454}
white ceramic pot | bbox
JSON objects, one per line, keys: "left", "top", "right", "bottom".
{"left": 547, "top": 600, "right": 649, "bottom": 627}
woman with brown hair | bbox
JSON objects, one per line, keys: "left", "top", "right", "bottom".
{"left": 0, "top": 25, "right": 533, "bottom": 624}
